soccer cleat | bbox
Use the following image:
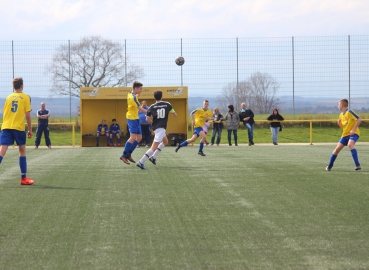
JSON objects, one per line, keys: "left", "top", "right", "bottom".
{"left": 117, "top": 143, "right": 121, "bottom": 146}
{"left": 229, "top": 143, "right": 232, "bottom": 146}
{"left": 273, "top": 142, "right": 278, "bottom": 145}
{"left": 145, "top": 145, "right": 150, "bottom": 148}
{"left": 251, "top": 141, "right": 255, "bottom": 145}
{"left": 136, "top": 162, "right": 146, "bottom": 170}
{"left": 21, "top": 177, "right": 34, "bottom": 185}
{"left": 248, "top": 142, "right": 252, "bottom": 146}
{"left": 109, "top": 143, "right": 113, "bottom": 147}
{"left": 127, "top": 156, "right": 136, "bottom": 163}
{"left": 96, "top": 143, "right": 99, "bottom": 147}
{"left": 355, "top": 166, "right": 361, "bottom": 171}
{"left": 175, "top": 145, "right": 180, "bottom": 152}
{"left": 120, "top": 156, "right": 130, "bottom": 165}
{"left": 149, "top": 157, "right": 156, "bottom": 165}
{"left": 34, "top": 146, "right": 38, "bottom": 149}
{"left": 198, "top": 151, "right": 206, "bottom": 156}
{"left": 326, "top": 166, "right": 332, "bottom": 171}
{"left": 47, "top": 145, "right": 51, "bottom": 149}
{"left": 235, "top": 143, "right": 238, "bottom": 146}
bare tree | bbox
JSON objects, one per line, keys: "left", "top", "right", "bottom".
{"left": 216, "top": 80, "right": 251, "bottom": 113}
{"left": 217, "top": 72, "right": 279, "bottom": 114}
{"left": 248, "top": 72, "right": 280, "bottom": 114}
{"left": 47, "top": 36, "right": 144, "bottom": 98}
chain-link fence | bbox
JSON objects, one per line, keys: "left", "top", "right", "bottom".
{"left": 1, "top": 36, "right": 368, "bottom": 117}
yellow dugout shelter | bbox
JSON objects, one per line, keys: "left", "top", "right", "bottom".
{"left": 80, "top": 86, "right": 188, "bottom": 147}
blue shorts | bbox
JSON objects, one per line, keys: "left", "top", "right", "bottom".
{"left": 0, "top": 129, "right": 27, "bottom": 146}
{"left": 339, "top": 134, "right": 359, "bottom": 146}
{"left": 193, "top": 127, "right": 204, "bottom": 137}
{"left": 127, "top": 119, "right": 142, "bottom": 135}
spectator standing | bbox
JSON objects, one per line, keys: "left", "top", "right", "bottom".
{"left": 239, "top": 102, "right": 255, "bottom": 146}
{"left": 34, "top": 102, "right": 51, "bottom": 149}
{"left": 267, "top": 108, "right": 284, "bottom": 145}
{"left": 211, "top": 107, "right": 224, "bottom": 146}
{"left": 224, "top": 105, "right": 240, "bottom": 146}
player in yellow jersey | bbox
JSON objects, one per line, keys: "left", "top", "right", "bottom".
{"left": 0, "top": 77, "right": 34, "bottom": 185}
{"left": 326, "top": 98, "right": 362, "bottom": 171}
{"left": 120, "top": 81, "right": 148, "bottom": 165}
{"left": 175, "top": 100, "right": 213, "bottom": 156}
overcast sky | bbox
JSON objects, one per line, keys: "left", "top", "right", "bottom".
{"left": 1, "top": 0, "right": 368, "bottom": 40}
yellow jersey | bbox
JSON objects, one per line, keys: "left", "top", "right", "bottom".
{"left": 2, "top": 92, "right": 31, "bottom": 131}
{"left": 191, "top": 108, "right": 212, "bottom": 128}
{"left": 339, "top": 109, "right": 360, "bottom": 137}
{"left": 126, "top": 92, "right": 141, "bottom": 120}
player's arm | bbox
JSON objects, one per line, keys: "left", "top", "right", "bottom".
{"left": 170, "top": 108, "right": 177, "bottom": 117}
{"left": 350, "top": 117, "right": 362, "bottom": 135}
{"left": 138, "top": 106, "right": 147, "bottom": 114}
{"left": 190, "top": 109, "right": 197, "bottom": 126}
{"left": 26, "top": 111, "right": 32, "bottom": 138}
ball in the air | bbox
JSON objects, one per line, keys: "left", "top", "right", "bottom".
{"left": 175, "top": 56, "right": 185, "bottom": 66}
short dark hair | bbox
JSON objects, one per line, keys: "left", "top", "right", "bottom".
{"left": 112, "top": 119, "right": 116, "bottom": 122}
{"left": 132, "top": 81, "right": 143, "bottom": 89}
{"left": 13, "top": 77, "right": 23, "bottom": 90}
{"left": 153, "top": 90, "right": 162, "bottom": 101}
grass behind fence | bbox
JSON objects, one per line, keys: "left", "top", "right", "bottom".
{"left": 0, "top": 145, "right": 369, "bottom": 269}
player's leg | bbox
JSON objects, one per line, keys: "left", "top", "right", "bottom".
{"left": 150, "top": 129, "right": 167, "bottom": 162}
{"left": 175, "top": 128, "right": 200, "bottom": 152}
{"left": 95, "top": 132, "right": 100, "bottom": 146}
{"left": 0, "top": 129, "right": 11, "bottom": 161}
{"left": 121, "top": 120, "right": 141, "bottom": 163}
{"left": 347, "top": 135, "right": 361, "bottom": 170}
{"left": 117, "top": 134, "right": 121, "bottom": 146}
{"left": 326, "top": 137, "right": 346, "bottom": 171}
{"left": 14, "top": 130, "right": 34, "bottom": 185}
{"left": 198, "top": 130, "right": 206, "bottom": 156}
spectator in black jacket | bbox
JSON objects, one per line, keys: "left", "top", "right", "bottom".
{"left": 267, "top": 108, "right": 284, "bottom": 145}
{"left": 239, "top": 102, "right": 255, "bottom": 146}
{"left": 210, "top": 107, "right": 223, "bottom": 146}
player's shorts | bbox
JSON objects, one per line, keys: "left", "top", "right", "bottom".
{"left": 153, "top": 128, "right": 166, "bottom": 143}
{"left": 127, "top": 119, "right": 142, "bottom": 135}
{"left": 193, "top": 127, "right": 204, "bottom": 137}
{"left": 339, "top": 134, "right": 359, "bottom": 146}
{"left": 0, "top": 129, "right": 27, "bottom": 146}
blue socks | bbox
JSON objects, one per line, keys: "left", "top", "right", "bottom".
{"left": 19, "top": 156, "right": 27, "bottom": 179}
{"left": 350, "top": 149, "right": 360, "bottom": 166}
{"left": 199, "top": 142, "right": 204, "bottom": 152}
{"left": 328, "top": 154, "right": 337, "bottom": 167}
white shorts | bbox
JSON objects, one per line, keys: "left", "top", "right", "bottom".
{"left": 153, "top": 128, "right": 166, "bottom": 143}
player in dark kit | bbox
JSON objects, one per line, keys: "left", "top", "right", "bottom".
{"left": 136, "top": 90, "right": 177, "bottom": 169}
{"left": 34, "top": 102, "right": 51, "bottom": 148}
{"left": 109, "top": 119, "right": 121, "bottom": 146}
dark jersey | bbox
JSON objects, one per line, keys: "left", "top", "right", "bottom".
{"left": 147, "top": 101, "right": 173, "bottom": 131}
{"left": 37, "top": 109, "right": 50, "bottom": 126}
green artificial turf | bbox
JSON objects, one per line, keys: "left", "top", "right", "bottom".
{"left": 0, "top": 145, "right": 368, "bottom": 269}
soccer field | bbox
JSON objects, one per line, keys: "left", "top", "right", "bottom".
{"left": 1, "top": 144, "right": 369, "bottom": 269}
